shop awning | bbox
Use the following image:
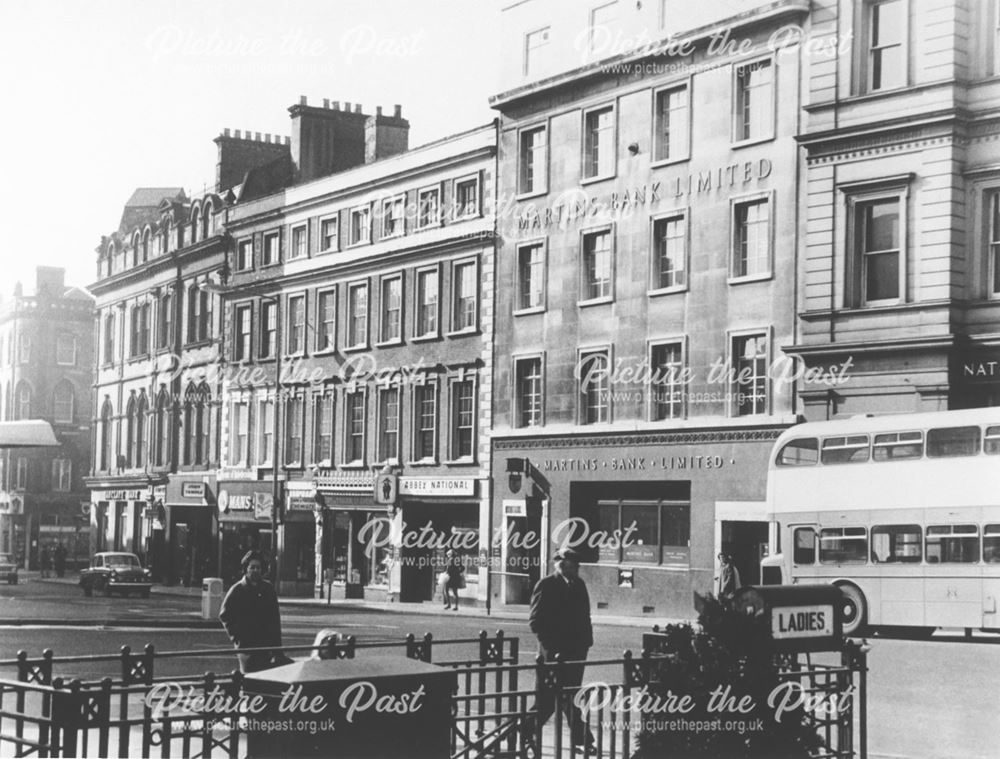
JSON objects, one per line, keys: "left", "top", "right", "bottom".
{"left": 0, "top": 420, "right": 59, "bottom": 448}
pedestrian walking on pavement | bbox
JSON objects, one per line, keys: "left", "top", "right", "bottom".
{"left": 39, "top": 545, "right": 51, "bottom": 578}
{"left": 525, "top": 547, "right": 595, "bottom": 750}
{"left": 219, "top": 550, "right": 288, "bottom": 673}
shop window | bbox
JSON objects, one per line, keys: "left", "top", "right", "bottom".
{"left": 925, "top": 525, "right": 979, "bottom": 564}
{"left": 589, "top": 499, "right": 689, "bottom": 565}
{"left": 777, "top": 438, "right": 818, "bottom": 466}
{"left": 818, "top": 527, "right": 867, "bottom": 564}
{"left": 871, "top": 524, "right": 922, "bottom": 563}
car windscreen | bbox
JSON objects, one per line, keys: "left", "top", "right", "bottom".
{"left": 104, "top": 555, "right": 140, "bottom": 567}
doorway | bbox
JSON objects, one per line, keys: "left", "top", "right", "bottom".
{"left": 720, "top": 520, "right": 769, "bottom": 587}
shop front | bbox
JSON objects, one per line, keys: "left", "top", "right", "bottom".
{"left": 216, "top": 480, "right": 280, "bottom": 587}
{"left": 315, "top": 471, "right": 393, "bottom": 602}
{"left": 491, "top": 426, "right": 786, "bottom": 620}
{"left": 89, "top": 486, "right": 156, "bottom": 564}
{"left": 164, "top": 475, "right": 216, "bottom": 588}
{"left": 396, "top": 476, "right": 482, "bottom": 605}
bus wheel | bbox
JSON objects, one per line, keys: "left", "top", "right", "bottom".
{"left": 837, "top": 584, "right": 867, "bottom": 636}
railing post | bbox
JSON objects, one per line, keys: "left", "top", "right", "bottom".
{"left": 51, "top": 677, "right": 84, "bottom": 759}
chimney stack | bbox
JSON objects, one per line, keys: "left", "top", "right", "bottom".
{"left": 214, "top": 127, "right": 292, "bottom": 193}
{"left": 365, "top": 105, "right": 410, "bottom": 164}
{"left": 288, "top": 97, "right": 371, "bottom": 182}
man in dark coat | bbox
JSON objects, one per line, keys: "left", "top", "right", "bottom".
{"left": 219, "top": 551, "right": 284, "bottom": 673}
{"left": 526, "top": 547, "right": 595, "bottom": 748}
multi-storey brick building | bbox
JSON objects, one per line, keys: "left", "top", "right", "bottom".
{"left": 793, "top": 0, "right": 1000, "bottom": 416}
{"left": 488, "top": 0, "right": 812, "bottom": 617}
{"left": 215, "top": 98, "right": 496, "bottom": 600}
{"left": 0, "top": 267, "right": 94, "bottom": 569}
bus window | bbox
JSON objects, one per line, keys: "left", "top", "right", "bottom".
{"left": 793, "top": 528, "right": 816, "bottom": 565}
{"left": 985, "top": 525, "right": 1000, "bottom": 563}
{"left": 925, "top": 525, "right": 979, "bottom": 564}
{"left": 871, "top": 524, "right": 922, "bottom": 563}
{"left": 819, "top": 527, "right": 867, "bottom": 564}
{"left": 777, "top": 438, "right": 818, "bottom": 466}
{"left": 985, "top": 427, "right": 1000, "bottom": 455}
{"left": 926, "top": 426, "right": 981, "bottom": 458}
{"left": 820, "top": 435, "right": 870, "bottom": 464}
{"left": 872, "top": 431, "right": 923, "bottom": 461}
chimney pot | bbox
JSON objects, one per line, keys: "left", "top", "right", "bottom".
{"left": 224, "top": 127, "right": 231, "bottom": 137}
{"left": 376, "top": 106, "right": 383, "bottom": 116}
{"left": 300, "top": 95, "right": 308, "bottom": 105}
{"left": 344, "top": 101, "right": 352, "bottom": 112}
{"left": 394, "top": 104, "right": 402, "bottom": 118}
{"left": 332, "top": 101, "right": 340, "bottom": 110}
{"left": 255, "top": 132, "right": 261, "bottom": 141}
{"left": 235, "top": 129, "right": 242, "bottom": 139}
{"left": 265, "top": 133, "right": 271, "bottom": 143}
{"left": 354, "top": 103, "right": 362, "bottom": 113}
{"left": 323, "top": 98, "right": 330, "bottom": 108}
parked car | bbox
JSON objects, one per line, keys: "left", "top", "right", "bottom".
{"left": 0, "top": 553, "right": 17, "bottom": 584}
{"left": 79, "top": 552, "right": 152, "bottom": 598}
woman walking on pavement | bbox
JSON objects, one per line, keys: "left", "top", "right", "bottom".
{"left": 443, "top": 549, "right": 464, "bottom": 610}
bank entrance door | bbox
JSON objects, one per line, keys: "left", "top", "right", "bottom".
{"left": 501, "top": 499, "right": 541, "bottom": 605}
{"left": 720, "top": 520, "right": 769, "bottom": 587}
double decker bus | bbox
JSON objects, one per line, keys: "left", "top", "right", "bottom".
{"left": 760, "top": 408, "right": 1000, "bottom": 636}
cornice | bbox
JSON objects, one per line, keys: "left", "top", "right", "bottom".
{"left": 492, "top": 425, "right": 788, "bottom": 451}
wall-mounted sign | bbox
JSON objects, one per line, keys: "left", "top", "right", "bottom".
{"left": 771, "top": 604, "right": 834, "bottom": 640}
{"left": 374, "top": 474, "right": 399, "bottom": 505}
{"left": 399, "top": 477, "right": 475, "bottom": 497}
{"left": 503, "top": 499, "right": 526, "bottom": 517}
{"left": 316, "top": 470, "right": 375, "bottom": 493}
{"left": 253, "top": 492, "right": 273, "bottom": 520}
{"left": 217, "top": 490, "right": 253, "bottom": 513}
{"left": 618, "top": 568, "right": 635, "bottom": 589}
{"left": 181, "top": 482, "right": 206, "bottom": 499}
{"left": 96, "top": 489, "right": 144, "bottom": 502}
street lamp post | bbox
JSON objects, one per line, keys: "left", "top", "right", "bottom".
{"left": 201, "top": 282, "right": 283, "bottom": 592}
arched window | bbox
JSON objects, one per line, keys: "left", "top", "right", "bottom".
{"left": 14, "top": 381, "right": 31, "bottom": 420}
{"left": 134, "top": 392, "right": 147, "bottom": 467}
{"left": 155, "top": 389, "right": 171, "bottom": 467}
{"left": 99, "top": 399, "right": 113, "bottom": 472}
{"left": 3, "top": 381, "right": 9, "bottom": 421}
{"left": 161, "top": 223, "right": 169, "bottom": 256}
{"left": 141, "top": 228, "right": 151, "bottom": 263}
{"left": 132, "top": 232, "right": 141, "bottom": 267}
{"left": 183, "top": 383, "right": 212, "bottom": 466}
{"left": 201, "top": 202, "right": 211, "bottom": 240}
{"left": 191, "top": 206, "right": 201, "bottom": 244}
{"left": 53, "top": 381, "right": 74, "bottom": 424}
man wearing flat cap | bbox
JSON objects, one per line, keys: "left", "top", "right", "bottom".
{"left": 526, "top": 546, "right": 595, "bottom": 748}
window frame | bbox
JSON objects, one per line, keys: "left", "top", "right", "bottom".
{"left": 233, "top": 302, "right": 253, "bottom": 362}
{"left": 256, "top": 395, "right": 275, "bottom": 467}
{"left": 236, "top": 238, "right": 254, "bottom": 271}
{"left": 846, "top": 185, "right": 908, "bottom": 307}
{"left": 345, "top": 280, "right": 370, "bottom": 351}
{"left": 732, "top": 54, "right": 776, "bottom": 146}
{"left": 53, "top": 381, "right": 75, "bottom": 424}
{"left": 650, "top": 209, "right": 689, "bottom": 294}
{"left": 578, "top": 346, "right": 612, "bottom": 425}
{"left": 283, "top": 390, "right": 305, "bottom": 468}
{"left": 285, "top": 292, "right": 307, "bottom": 357}
{"left": 289, "top": 222, "right": 308, "bottom": 260}
{"left": 513, "top": 353, "right": 545, "bottom": 429}
{"left": 416, "top": 186, "right": 442, "bottom": 230}
{"left": 343, "top": 387, "right": 368, "bottom": 467}
{"left": 381, "top": 194, "right": 406, "bottom": 239}
{"left": 523, "top": 25, "right": 551, "bottom": 78}
{"left": 315, "top": 288, "right": 337, "bottom": 353}
{"left": 449, "top": 258, "right": 480, "bottom": 335}
{"left": 651, "top": 79, "right": 692, "bottom": 167}
{"left": 729, "top": 191, "right": 774, "bottom": 283}
{"left": 517, "top": 123, "right": 549, "bottom": 198}
{"left": 259, "top": 300, "right": 277, "bottom": 360}
{"left": 319, "top": 214, "right": 340, "bottom": 254}
{"left": 515, "top": 239, "right": 548, "bottom": 314}
{"left": 579, "top": 224, "right": 615, "bottom": 306}
{"left": 581, "top": 102, "right": 617, "bottom": 183}
{"left": 228, "top": 397, "right": 250, "bottom": 468}
{"left": 349, "top": 204, "right": 372, "bottom": 247}
{"left": 312, "top": 388, "right": 335, "bottom": 467}
{"left": 262, "top": 231, "right": 281, "bottom": 267}
{"left": 411, "top": 378, "right": 439, "bottom": 463}
{"left": 375, "top": 385, "right": 402, "bottom": 465}
{"left": 648, "top": 338, "right": 687, "bottom": 422}
{"left": 55, "top": 334, "right": 77, "bottom": 366}
{"left": 413, "top": 265, "right": 441, "bottom": 341}
{"left": 728, "top": 329, "right": 770, "bottom": 417}
{"left": 377, "top": 273, "right": 404, "bottom": 346}
{"left": 859, "top": 0, "right": 909, "bottom": 94}
{"left": 986, "top": 188, "right": 1000, "bottom": 300}
{"left": 452, "top": 173, "right": 481, "bottom": 220}
{"left": 52, "top": 457, "right": 72, "bottom": 492}
{"left": 447, "top": 373, "right": 477, "bottom": 463}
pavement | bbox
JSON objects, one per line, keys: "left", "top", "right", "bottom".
{"left": 20, "top": 571, "right": 686, "bottom": 629}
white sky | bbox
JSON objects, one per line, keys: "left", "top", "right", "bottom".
{"left": 0, "top": 0, "right": 499, "bottom": 294}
